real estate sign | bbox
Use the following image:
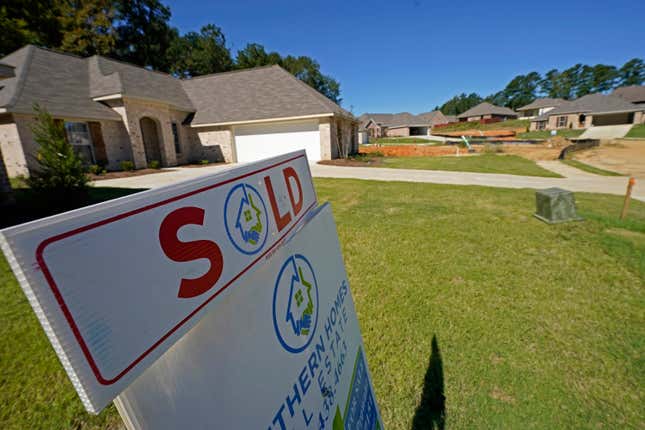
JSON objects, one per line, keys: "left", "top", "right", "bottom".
{"left": 114, "top": 204, "right": 383, "bottom": 430}
{"left": 0, "top": 151, "right": 317, "bottom": 413}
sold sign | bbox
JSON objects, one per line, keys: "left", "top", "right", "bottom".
{"left": 0, "top": 151, "right": 317, "bottom": 414}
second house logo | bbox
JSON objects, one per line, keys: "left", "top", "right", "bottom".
{"left": 224, "top": 183, "right": 269, "bottom": 255}
{"left": 272, "top": 254, "right": 319, "bottom": 353}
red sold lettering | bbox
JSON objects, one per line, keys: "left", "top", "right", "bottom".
{"left": 264, "top": 175, "right": 292, "bottom": 232}
{"left": 283, "top": 167, "right": 303, "bottom": 216}
{"left": 159, "top": 207, "right": 223, "bottom": 298}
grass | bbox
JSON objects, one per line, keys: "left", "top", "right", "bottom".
{"left": 377, "top": 154, "right": 562, "bottom": 177}
{"left": 517, "top": 129, "right": 585, "bottom": 140}
{"left": 562, "top": 159, "right": 624, "bottom": 176}
{"left": 432, "top": 119, "right": 529, "bottom": 133}
{"left": 314, "top": 179, "right": 645, "bottom": 429}
{"left": 2, "top": 181, "right": 644, "bottom": 428}
{"left": 371, "top": 137, "right": 443, "bottom": 145}
{"left": 625, "top": 124, "right": 645, "bottom": 138}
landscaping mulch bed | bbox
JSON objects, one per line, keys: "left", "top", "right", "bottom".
{"left": 89, "top": 168, "right": 174, "bottom": 181}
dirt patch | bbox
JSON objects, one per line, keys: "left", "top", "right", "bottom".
{"left": 361, "top": 144, "right": 466, "bottom": 157}
{"left": 434, "top": 129, "right": 520, "bottom": 138}
{"left": 571, "top": 140, "right": 645, "bottom": 178}
{"left": 89, "top": 168, "right": 175, "bottom": 181}
{"left": 499, "top": 143, "right": 562, "bottom": 161}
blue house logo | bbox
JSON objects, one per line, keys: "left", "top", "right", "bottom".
{"left": 224, "top": 183, "right": 269, "bottom": 255}
{"left": 273, "top": 254, "right": 319, "bottom": 353}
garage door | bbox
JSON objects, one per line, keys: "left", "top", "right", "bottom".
{"left": 234, "top": 120, "right": 321, "bottom": 163}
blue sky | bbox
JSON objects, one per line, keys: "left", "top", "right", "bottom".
{"left": 165, "top": 0, "right": 645, "bottom": 115}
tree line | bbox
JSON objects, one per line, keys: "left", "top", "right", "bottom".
{"left": 438, "top": 59, "right": 645, "bottom": 115}
{"left": 0, "top": 0, "right": 341, "bottom": 103}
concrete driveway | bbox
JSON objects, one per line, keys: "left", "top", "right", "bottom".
{"left": 577, "top": 124, "right": 633, "bottom": 140}
{"left": 93, "top": 161, "right": 643, "bottom": 202}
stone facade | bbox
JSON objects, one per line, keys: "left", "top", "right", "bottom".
{"left": 191, "top": 126, "right": 234, "bottom": 163}
{"left": 386, "top": 127, "right": 410, "bottom": 137}
{"left": 0, "top": 147, "right": 13, "bottom": 205}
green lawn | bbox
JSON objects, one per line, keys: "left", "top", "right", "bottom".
{"left": 371, "top": 137, "right": 443, "bottom": 145}
{"left": 626, "top": 124, "right": 645, "bottom": 138}
{"left": 2, "top": 181, "right": 644, "bottom": 429}
{"left": 562, "top": 159, "right": 624, "bottom": 176}
{"left": 377, "top": 154, "right": 562, "bottom": 177}
{"left": 517, "top": 129, "right": 585, "bottom": 140}
{"left": 432, "top": 119, "right": 529, "bottom": 133}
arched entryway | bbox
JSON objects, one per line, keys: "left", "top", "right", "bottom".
{"left": 140, "top": 117, "right": 163, "bottom": 166}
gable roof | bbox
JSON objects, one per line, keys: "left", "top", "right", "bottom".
{"left": 516, "top": 97, "right": 567, "bottom": 111}
{"left": 358, "top": 110, "right": 448, "bottom": 129}
{"left": 0, "top": 45, "right": 350, "bottom": 126}
{"left": 88, "top": 56, "right": 194, "bottom": 111}
{"left": 0, "top": 45, "right": 121, "bottom": 121}
{"left": 0, "top": 62, "right": 15, "bottom": 79}
{"left": 546, "top": 93, "right": 642, "bottom": 116}
{"left": 457, "top": 102, "right": 518, "bottom": 119}
{"left": 182, "top": 65, "right": 351, "bottom": 126}
{"left": 612, "top": 85, "right": 645, "bottom": 104}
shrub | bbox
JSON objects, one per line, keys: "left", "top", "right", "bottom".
{"left": 200, "top": 159, "right": 210, "bottom": 165}
{"left": 26, "top": 105, "right": 89, "bottom": 208}
{"left": 120, "top": 160, "right": 135, "bottom": 171}
{"left": 148, "top": 160, "right": 161, "bottom": 169}
{"left": 483, "top": 143, "right": 503, "bottom": 154}
{"left": 88, "top": 164, "right": 103, "bottom": 175}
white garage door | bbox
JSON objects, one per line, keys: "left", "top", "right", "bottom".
{"left": 234, "top": 120, "right": 321, "bottom": 163}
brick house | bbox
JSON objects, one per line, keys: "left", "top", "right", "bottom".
{"left": 457, "top": 102, "right": 518, "bottom": 122}
{"left": 0, "top": 45, "right": 357, "bottom": 178}
{"left": 528, "top": 92, "right": 645, "bottom": 131}
{"left": 358, "top": 111, "right": 449, "bottom": 138}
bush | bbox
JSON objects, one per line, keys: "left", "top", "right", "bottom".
{"left": 148, "top": 160, "right": 161, "bottom": 169}
{"left": 200, "top": 159, "right": 210, "bottom": 165}
{"left": 26, "top": 105, "right": 89, "bottom": 208}
{"left": 120, "top": 160, "right": 135, "bottom": 171}
{"left": 88, "top": 164, "right": 103, "bottom": 175}
{"left": 483, "top": 143, "right": 503, "bottom": 154}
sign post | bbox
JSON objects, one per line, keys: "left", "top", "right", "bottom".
{"left": 1, "top": 150, "right": 383, "bottom": 428}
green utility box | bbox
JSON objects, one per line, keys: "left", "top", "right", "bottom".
{"left": 534, "top": 188, "right": 583, "bottom": 224}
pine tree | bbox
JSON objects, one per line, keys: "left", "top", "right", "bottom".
{"left": 27, "top": 105, "right": 89, "bottom": 207}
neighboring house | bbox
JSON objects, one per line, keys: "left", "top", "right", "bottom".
{"left": 612, "top": 85, "right": 645, "bottom": 106}
{"left": 457, "top": 102, "right": 518, "bottom": 122}
{"left": 0, "top": 45, "right": 357, "bottom": 178}
{"left": 0, "top": 61, "right": 15, "bottom": 205}
{"left": 516, "top": 98, "right": 568, "bottom": 119}
{"left": 358, "top": 110, "right": 449, "bottom": 138}
{"left": 529, "top": 92, "right": 645, "bottom": 131}
{"left": 443, "top": 114, "right": 458, "bottom": 123}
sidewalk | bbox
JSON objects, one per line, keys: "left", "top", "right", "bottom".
{"left": 93, "top": 161, "right": 643, "bottom": 202}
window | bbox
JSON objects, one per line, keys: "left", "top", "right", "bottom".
{"left": 557, "top": 116, "right": 567, "bottom": 128}
{"left": 536, "top": 121, "right": 546, "bottom": 130}
{"left": 64, "top": 122, "right": 95, "bottom": 163}
{"left": 171, "top": 122, "right": 181, "bottom": 154}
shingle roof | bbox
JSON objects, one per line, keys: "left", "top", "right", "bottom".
{"left": 0, "top": 62, "right": 15, "bottom": 79}
{"left": 546, "top": 93, "right": 642, "bottom": 116}
{"left": 359, "top": 110, "right": 448, "bottom": 129}
{"left": 0, "top": 46, "right": 121, "bottom": 120}
{"left": 182, "top": 65, "right": 351, "bottom": 126}
{"left": 1, "top": 46, "right": 351, "bottom": 126}
{"left": 457, "top": 102, "right": 518, "bottom": 119}
{"left": 88, "top": 56, "right": 194, "bottom": 111}
{"left": 444, "top": 114, "right": 458, "bottom": 123}
{"left": 612, "top": 85, "right": 645, "bottom": 104}
{"left": 516, "top": 97, "right": 567, "bottom": 111}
